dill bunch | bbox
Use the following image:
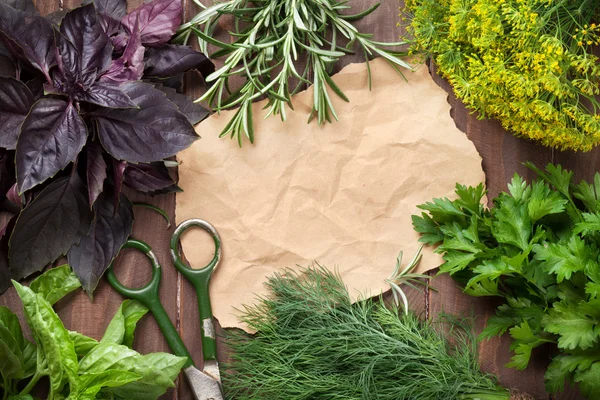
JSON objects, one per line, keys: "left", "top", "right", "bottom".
{"left": 405, "top": 0, "right": 600, "bottom": 152}
{"left": 175, "top": 0, "right": 410, "bottom": 145}
{"left": 222, "top": 266, "right": 514, "bottom": 400}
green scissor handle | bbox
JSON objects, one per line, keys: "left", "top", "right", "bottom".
{"left": 170, "top": 219, "right": 221, "bottom": 362}
{"left": 106, "top": 240, "right": 194, "bottom": 369}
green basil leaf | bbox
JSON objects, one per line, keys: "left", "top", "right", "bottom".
{"left": 101, "top": 300, "right": 148, "bottom": 346}
{"left": 80, "top": 343, "right": 182, "bottom": 400}
{"left": 140, "top": 353, "right": 186, "bottom": 381}
{"left": 30, "top": 265, "right": 81, "bottom": 305}
{"left": 0, "top": 334, "right": 23, "bottom": 380}
{"left": 69, "top": 331, "right": 99, "bottom": 357}
{"left": 7, "top": 395, "right": 35, "bottom": 400}
{"left": 0, "top": 306, "right": 36, "bottom": 378}
{"left": 13, "top": 281, "right": 79, "bottom": 397}
{"left": 0, "top": 306, "right": 28, "bottom": 349}
{"left": 79, "top": 343, "right": 139, "bottom": 373}
{"left": 70, "top": 370, "right": 141, "bottom": 399}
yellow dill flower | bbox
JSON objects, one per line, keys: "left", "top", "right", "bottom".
{"left": 406, "top": 0, "right": 600, "bottom": 151}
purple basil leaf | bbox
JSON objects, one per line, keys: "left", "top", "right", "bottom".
{"left": 100, "top": 24, "right": 144, "bottom": 85}
{"left": 0, "top": 8, "right": 56, "bottom": 80}
{"left": 122, "top": 0, "right": 181, "bottom": 47}
{"left": 87, "top": 141, "right": 107, "bottom": 206}
{"left": 0, "top": 157, "right": 16, "bottom": 211}
{"left": 113, "top": 159, "right": 126, "bottom": 201}
{"left": 60, "top": 4, "right": 112, "bottom": 78}
{"left": 8, "top": 174, "right": 91, "bottom": 280}
{"left": 16, "top": 98, "right": 88, "bottom": 193}
{"left": 0, "top": 250, "right": 9, "bottom": 293}
{"left": 6, "top": 182, "right": 20, "bottom": 208}
{"left": 97, "top": 13, "right": 121, "bottom": 36}
{"left": 154, "top": 84, "right": 210, "bottom": 125}
{"left": 84, "top": 0, "right": 126, "bottom": 20}
{"left": 0, "top": 216, "right": 16, "bottom": 294}
{"left": 46, "top": 9, "right": 68, "bottom": 28}
{"left": 144, "top": 44, "right": 214, "bottom": 79}
{"left": 0, "top": 54, "right": 15, "bottom": 77}
{"left": 0, "top": 77, "right": 34, "bottom": 149}
{"left": 67, "top": 191, "right": 133, "bottom": 295}
{"left": 111, "top": 32, "right": 128, "bottom": 53}
{"left": 53, "top": 31, "right": 94, "bottom": 94}
{"left": 1, "top": 0, "right": 37, "bottom": 15}
{"left": 124, "top": 162, "right": 180, "bottom": 194}
{"left": 74, "top": 81, "right": 137, "bottom": 108}
{"left": 25, "top": 77, "right": 44, "bottom": 98}
{"left": 93, "top": 81, "right": 198, "bottom": 163}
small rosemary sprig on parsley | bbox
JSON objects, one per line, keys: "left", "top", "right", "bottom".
{"left": 175, "top": 0, "right": 411, "bottom": 145}
{"left": 385, "top": 245, "right": 433, "bottom": 314}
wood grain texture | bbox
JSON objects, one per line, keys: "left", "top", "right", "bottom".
{"left": 1, "top": 0, "right": 597, "bottom": 399}
{"left": 429, "top": 273, "right": 551, "bottom": 399}
{"left": 32, "top": 0, "right": 58, "bottom": 15}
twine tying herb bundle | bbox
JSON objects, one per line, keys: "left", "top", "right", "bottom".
{"left": 222, "top": 266, "right": 528, "bottom": 400}
{"left": 176, "top": 0, "right": 411, "bottom": 145}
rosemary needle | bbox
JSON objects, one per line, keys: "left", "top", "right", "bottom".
{"left": 176, "top": 0, "right": 412, "bottom": 145}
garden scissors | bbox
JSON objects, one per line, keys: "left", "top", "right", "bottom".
{"left": 106, "top": 218, "right": 224, "bottom": 400}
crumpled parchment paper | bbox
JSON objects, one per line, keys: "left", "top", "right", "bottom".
{"left": 176, "top": 58, "right": 485, "bottom": 330}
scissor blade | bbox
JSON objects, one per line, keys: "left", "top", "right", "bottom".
{"left": 184, "top": 365, "right": 224, "bottom": 400}
{"left": 203, "top": 359, "right": 221, "bottom": 383}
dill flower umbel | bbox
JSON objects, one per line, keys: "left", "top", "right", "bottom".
{"left": 405, "top": 0, "right": 600, "bottom": 152}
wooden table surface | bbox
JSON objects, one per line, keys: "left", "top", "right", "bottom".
{"left": 0, "top": 0, "right": 596, "bottom": 399}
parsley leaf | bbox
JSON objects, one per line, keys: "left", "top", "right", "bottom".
{"left": 542, "top": 300, "right": 600, "bottom": 350}
{"left": 413, "top": 163, "right": 600, "bottom": 395}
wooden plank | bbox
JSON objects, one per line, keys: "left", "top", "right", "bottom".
{"left": 427, "top": 62, "right": 554, "bottom": 204}
{"left": 553, "top": 149, "right": 600, "bottom": 184}
{"left": 177, "top": 0, "right": 410, "bottom": 397}
{"left": 428, "top": 273, "right": 550, "bottom": 399}
{"left": 32, "top": 0, "right": 59, "bottom": 15}
{"left": 335, "top": 0, "right": 407, "bottom": 71}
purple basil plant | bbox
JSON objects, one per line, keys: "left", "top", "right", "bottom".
{"left": 0, "top": 0, "right": 214, "bottom": 295}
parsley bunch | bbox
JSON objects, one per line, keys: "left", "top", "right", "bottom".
{"left": 413, "top": 163, "right": 600, "bottom": 396}
{"left": 405, "top": 0, "right": 600, "bottom": 151}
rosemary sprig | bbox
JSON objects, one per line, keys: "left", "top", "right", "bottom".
{"left": 385, "top": 245, "right": 432, "bottom": 314}
{"left": 176, "top": 0, "right": 411, "bottom": 145}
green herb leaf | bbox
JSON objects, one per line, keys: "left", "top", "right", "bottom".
{"left": 29, "top": 264, "right": 80, "bottom": 305}
{"left": 0, "top": 333, "right": 24, "bottom": 380}
{"left": 0, "top": 306, "right": 36, "bottom": 377}
{"left": 80, "top": 343, "right": 185, "bottom": 400}
{"left": 101, "top": 300, "right": 148, "bottom": 347}
{"left": 13, "top": 281, "right": 79, "bottom": 397}
{"left": 72, "top": 370, "right": 141, "bottom": 399}
{"left": 506, "top": 321, "right": 552, "bottom": 370}
{"left": 542, "top": 300, "right": 600, "bottom": 350}
{"left": 573, "top": 173, "right": 600, "bottom": 212}
{"left": 527, "top": 181, "right": 567, "bottom": 222}
{"left": 574, "top": 212, "right": 600, "bottom": 236}
{"left": 491, "top": 196, "right": 531, "bottom": 251}
{"left": 533, "top": 236, "right": 598, "bottom": 283}
{"left": 69, "top": 331, "right": 99, "bottom": 357}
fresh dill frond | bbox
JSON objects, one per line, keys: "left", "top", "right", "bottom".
{"left": 222, "top": 266, "right": 516, "bottom": 400}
